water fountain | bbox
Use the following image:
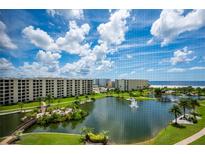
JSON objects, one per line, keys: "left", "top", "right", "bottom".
{"left": 127, "top": 98, "right": 138, "bottom": 109}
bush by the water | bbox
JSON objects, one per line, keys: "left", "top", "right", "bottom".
{"left": 86, "top": 132, "right": 108, "bottom": 144}
{"left": 37, "top": 109, "right": 88, "bottom": 126}
{"left": 71, "top": 109, "right": 88, "bottom": 120}
{"left": 80, "top": 127, "right": 109, "bottom": 145}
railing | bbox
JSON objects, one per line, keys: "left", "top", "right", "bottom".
{"left": 11, "top": 118, "right": 36, "bottom": 135}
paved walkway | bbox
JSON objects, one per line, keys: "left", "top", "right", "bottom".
{"left": 0, "top": 136, "right": 17, "bottom": 145}
{"left": 175, "top": 128, "right": 205, "bottom": 145}
{"left": 0, "top": 110, "right": 32, "bottom": 116}
{"left": 40, "top": 102, "right": 47, "bottom": 113}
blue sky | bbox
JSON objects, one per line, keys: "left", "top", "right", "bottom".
{"left": 0, "top": 9, "right": 205, "bottom": 81}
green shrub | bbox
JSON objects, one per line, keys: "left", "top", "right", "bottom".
{"left": 87, "top": 133, "right": 108, "bottom": 144}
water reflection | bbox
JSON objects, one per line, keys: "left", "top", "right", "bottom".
{"left": 27, "top": 97, "right": 174, "bottom": 144}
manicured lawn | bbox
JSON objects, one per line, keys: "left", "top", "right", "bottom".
{"left": 0, "top": 92, "right": 154, "bottom": 113}
{"left": 145, "top": 100, "right": 205, "bottom": 145}
{"left": 16, "top": 133, "right": 83, "bottom": 145}
{"left": 109, "top": 93, "right": 156, "bottom": 101}
{"left": 0, "top": 93, "right": 107, "bottom": 112}
{"left": 189, "top": 135, "right": 205, "bottom": 145}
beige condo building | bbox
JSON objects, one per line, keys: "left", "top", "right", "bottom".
{"left": 0, "top": 78, "right": 93, "bottom": 105}
{"left": 115, "top": 79, "right": 149, "bottom": 91}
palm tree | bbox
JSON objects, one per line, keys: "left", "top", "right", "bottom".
{"left": 169, "top": 104, "right": 181, "bottom": 124}
{"left": 179, "top": 98, "right": 190, "bottom": 118}
{"left": 154, "top": 88, "right": 162, "bottom": 97}
{"left": 189, "top": 99, "right": 200, "bottom": 112}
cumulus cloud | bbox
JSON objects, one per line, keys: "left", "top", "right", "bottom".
{"left": 22, "top": 21, "right": 90, "bottom": 56}
{"left": 0, "top": 21, "right": 17, "bottom": 49}
{"left": 0, "top": 58, "right": 15, "bottom": 71}
{"left": 61, "top": 10, "right": 130, "bottom": 76}
{"left": 149, "top": 10, "right": 205, "bottom": 46}
{"left": 22, "top": 26, "right": 58, "bottom": 51}
{"left": 47, "top": 9, "right": 84, "bottom": 20}
{"left": 36, "top": 50, "right": 61, "bottom": 65}
{"left": 56, "top": 21, "right": 91, "bottom": 56}
{"left": 97, "top": 10, "right": 130, "bottom": 46}
{"left": 19, "top": 10, "right": 130, "bottom": 77}
{"left": 18, "top": 62, "right": 60, "bottom": 78}
{"left": 170, "top": 47, "right": 196, "bottom": 65}
{"left": 167, "top": 68, "right": 186, "bottom": 73}
{"left": 0, "top": 58, "right": 16, "bottom": 77}
{"left": 96, "top": 60, "right": 113, "bottom": 71}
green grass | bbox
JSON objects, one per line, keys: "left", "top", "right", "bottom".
{"left": 16, "top": 133, "right": 83, "bottom": 145}
{"left": 145, "top": 100, "right": 205, "bottom": 145}
{"left": 189, "top": 135, "right": 205, "bottom": 145}
{"left": 0, "top": 92, "right": 154, "bottom": 113}
{"left": 0, "top": 93, "right": 107, "bottom": 112}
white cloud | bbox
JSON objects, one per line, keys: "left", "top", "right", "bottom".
{"left": 146, "top": 68, "right": 154, "bottom": 72}
{"left": 149, "top": 10, "right": 205, "bottom": 46}
{"left": 126, "top": 54, "right": 132, "bottom": 59}
{"left": 61, "top": 10, "right": 130, "bottom": 76}
{"left": 23, "top": 21, "right": 90, "bottom": 56}
{"left": 97, "top": 10, "right": 130, "bottom": 45}
{"left": 36, "top": 50, "right": 61, "bottom": 65}
{"left": 0, "top": 58, "right": 15, "bottom": 71}
{"left": 61, "top": 53, "right": 96, "bottom": 76}
{"left": 170, "top": 47, "right": 196, "bottom": 65}
{"left": 190, "top": 66, "right": 205, "bottom": 70}
{"left": 96, "top": 60, "right": 113, "bottom": 71}
{"left": 20, "top": 10, "right": 130, "bottom": 77}
{"left": 22, "top": 26, "right": 58, "bottom": 51}
{"left": 167, "top": 68, "right": 186, "bottom": 73}
{"left": 47, "top": 9, "right": 84, "bottom": 20}
{"left": 0, "top": 58, "right": 16, "bottom": 77}
{"left": 0, "top": 21, "right": 17, "bottom": 49}
{"left": 13, "top": 50, "right": 62, "bottom": 78}
{"left": 56, "top": 20, "right": 90, "bottom": 56}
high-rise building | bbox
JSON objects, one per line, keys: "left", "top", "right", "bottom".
{"left": 0, "top": 78, "right": 93, "bottom": 105}
{"left": 93, "top": 79, "right": 111, "bottom": 87}
{"left": 115, "top": 79, "right": 149, "bottom": 91}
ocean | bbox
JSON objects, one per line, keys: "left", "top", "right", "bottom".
{"left": 150, "top": 81, "right": 205, "bottom": 87}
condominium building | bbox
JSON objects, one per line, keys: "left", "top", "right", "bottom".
{"left": 0, "top": 78, "right": 93, "bottom": 105}
{"left": 93, "top": 79, "right": 111, "bottom": 87}
{"left": 115, "top": 79, "right": 149, "bottom": 91}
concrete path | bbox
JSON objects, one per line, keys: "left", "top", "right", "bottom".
{"left": 40, "top": 102, "right": 47, "bottom": 113}
{"left": 0, "top": 136, "right": 16, "bottom": 145}
{"left": 175, "top": 128, "right": 205, "bottom": 145}
{"left": 0, "top": 110, "right": 32, "bottom": 116}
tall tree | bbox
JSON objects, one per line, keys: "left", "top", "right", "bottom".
{"left": 179, "top": 98, "right": 190, "bottom": 118}
{"left": 189, "top": 99, "right": 200, "bottom": 112}
{"left": 169, "top": 104, "right": 182, "bottom": 124}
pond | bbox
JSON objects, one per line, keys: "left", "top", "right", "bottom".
{"left": 26, "top": 97, "right": 174, "bottom": 144}
{"left": 0, "top": 112, "right": 24, "bottom": 137}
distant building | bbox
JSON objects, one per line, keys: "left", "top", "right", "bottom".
{"left": 107, "top": 81, "right": 113, "bottom": 88}
{"left": 93, "top": 79, "right": 111, "bottom": 87}
{"left": 0, "top": 78, "right": 93, "bottom": 105}
{"left": 115, "top": 79, "right": 149, "bottom": 91}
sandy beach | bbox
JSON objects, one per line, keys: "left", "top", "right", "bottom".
{"left": 150, "top": 85, "right": 205, "bottom": 88}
